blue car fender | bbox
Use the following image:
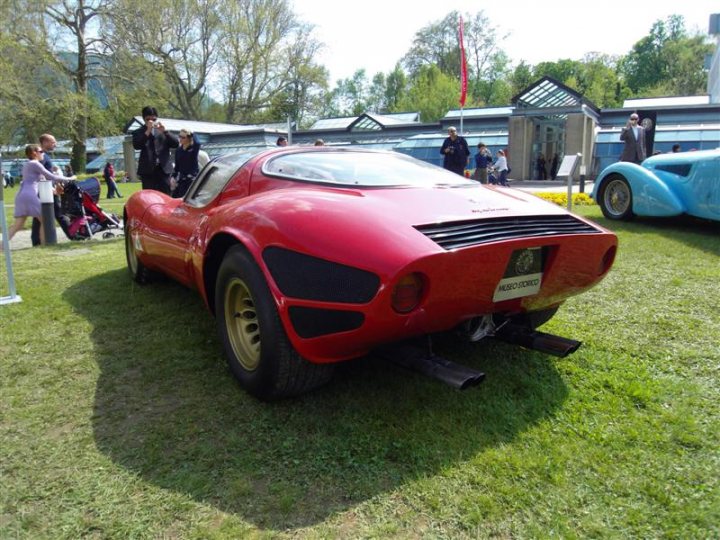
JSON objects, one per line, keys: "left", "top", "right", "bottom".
{"left": 593, "top": 162, "right": 685, "bottom": 217}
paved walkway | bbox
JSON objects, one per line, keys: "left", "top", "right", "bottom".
{"left": 1, "top": 222, "right": 123, "bottom": 251}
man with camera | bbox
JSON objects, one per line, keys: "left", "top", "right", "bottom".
{"left": 132, "top": 106, "right": 179, "bottom": 194}
{"left": 440, "top": 126, "right": 470, "bottom": 176}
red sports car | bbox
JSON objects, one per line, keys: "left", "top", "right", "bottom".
{"left": 124, "top": 147, "right": 617, "bottom": 399}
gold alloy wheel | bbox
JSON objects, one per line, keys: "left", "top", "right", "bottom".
{"left": 125, "top": 236, "right": 137, "bottom": 276}
{"left": 223, "top": 277, "right": 261, "bottom": 371}
{"left": 126, "top": 228, "right": 139, "bottom": 275}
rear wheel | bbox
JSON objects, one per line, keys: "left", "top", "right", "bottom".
{"left": 215, "top": 245, "right": 333, "bottom": 400}
{"left": 599, "top": 175, "right": 634, "bottom": 220}
{"left": 125, "top": 218, "right": 152, "bottom": 284}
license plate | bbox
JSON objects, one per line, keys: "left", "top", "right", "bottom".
{"left": 493, "top": 248, "right": 543, "bottom": 302}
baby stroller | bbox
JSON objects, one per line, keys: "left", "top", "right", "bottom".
{"left": 488, "top": 168, "right": 510, "bottom": 187}
{"left": 59, "top": 178, "right": 122, "bottom": 240}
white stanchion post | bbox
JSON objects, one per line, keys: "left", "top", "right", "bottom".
{"left": 38, "top": 180, "right": 57, "bottom": 245}
{"left": 566, "top": 153, "right": 582, "bottom": 212}
{"left": 1, "top": 157, "right": 22, "bottom": 305}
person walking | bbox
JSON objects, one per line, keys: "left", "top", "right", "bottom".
{"left": 132, "top": 106, "right": 178, "bottom": 194}
{"left": 30, "top": 133, "right": 59, "bottom": 246}
{"left": 619, "top": 113, "right": 646, "bottom": 164}
{"left": 440, "top": 126, "right": 470, "bottom": 176}
{"left": 2, "top": 144, "right": 74, "bottom": 247}
{"left": 103, "top": 161, "right": 122, "bottom": 198}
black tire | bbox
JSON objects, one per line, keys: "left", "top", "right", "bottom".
{"left": 598, "top": 174, "right": 634, "bottom": 220}
{"left": 215, "top": 245, "right": 333, "bottom": 400}
{"left": 125, "top": 218, "right": 152, "bottom": 284}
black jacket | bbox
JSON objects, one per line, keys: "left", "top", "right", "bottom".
{"left": 440, "top": 136, "right": 470, "bottom": 170}
{"left": 132, "top": 125, "right": 179, "bottom": 176}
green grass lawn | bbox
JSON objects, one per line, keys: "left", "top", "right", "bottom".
{"left": 1, "top": 207, "right": 718, "bottom": 539}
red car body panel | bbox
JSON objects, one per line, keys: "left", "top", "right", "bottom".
{"left": 125, "top": 148, "right": 617, "bottom": 363}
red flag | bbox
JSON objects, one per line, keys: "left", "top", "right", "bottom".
{"left": 459, "top": 16, "right": 467, "bottom": 107}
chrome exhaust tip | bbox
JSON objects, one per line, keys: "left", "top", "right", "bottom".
{"left": 494, "top": 324, "right": 582, "bottom": 357}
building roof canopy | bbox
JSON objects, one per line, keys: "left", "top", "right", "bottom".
{"left": 512, "top": 76, "right": 599, "bottom": 113}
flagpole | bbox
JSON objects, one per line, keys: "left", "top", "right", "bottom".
{"left": 459, "top": 15, "right": 467, "bottom": 135}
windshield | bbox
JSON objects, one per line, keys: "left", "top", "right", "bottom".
{"left": 263, "top": 149, "right": 475, "bottom": 187}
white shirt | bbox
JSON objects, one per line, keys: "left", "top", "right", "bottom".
{"left": 494, "top": 155, "right": 508, "bottom": 172}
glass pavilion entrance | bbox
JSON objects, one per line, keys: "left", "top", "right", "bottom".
{"left": 508, "top": 77, "right": 599, "bottom": 181}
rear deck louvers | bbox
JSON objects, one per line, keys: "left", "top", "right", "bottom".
{"left": 415, "top": 215, "right": 600, "bottom": 250}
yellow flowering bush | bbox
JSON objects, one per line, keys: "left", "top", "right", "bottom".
{"left": 535, "top": 192, "right": 596, "bottom": 207}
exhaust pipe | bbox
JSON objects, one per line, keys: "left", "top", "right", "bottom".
{"left": 494, "top": 323, "right": 581, "bottom": 357}
{"left": 378, "top": 343, "right": 485, "bottom": 390}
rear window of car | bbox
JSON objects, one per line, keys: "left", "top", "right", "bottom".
{"left": 653, "top": 163, "right": 692, "bottom": 177}
{"left": 187, "top": 151, "right": 258, "bottom": 206}
{"left": 263, "top": 149, "right": 475, "bottom": 187}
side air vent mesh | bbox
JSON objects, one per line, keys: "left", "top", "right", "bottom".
{"left": 415, "top": 215, "right": 600, "bottom": 250}
{"left": 289, "top": 307, "right": 364, "bottom": 338}
{"left": 263, "top": 247, "right": 380, "bottom": 303}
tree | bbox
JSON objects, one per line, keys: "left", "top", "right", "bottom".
{"left": 508, "top": 61, "right": 534, "bottom": 98}
{"left": 473, "top": 51, "right": 512, "bottom": 106}
{"left": 108, "top": 0, "right": 220, "bottom": 120}
{"left": 0, "top": 29, "right": 50, "bottom": 144}
{"left": 366, "top": 73, "right": 388, "bottom": 113}
{"left": 402, "top": 10, "right": 508, "bottom": 106}
{"left": 325, "top": 69, "right": 371, "bottom": 117}
{"left": 215, "top": 0, "right": 325, "bottom": 124}
{"left": 619, "top": 15, "right": 710, "bottom": 96}
{"left": 529, "top": 55, "right": 626, "bottom": 108}
{"left": 1, "top": 0, "right": 113, "bottom": 171}
{"left": 657, "top": 35, "right": 712, "bottom": 96}
{"left": 403, "top": 12, "right": 462, "bottom": 78}
{"left": 397, "top": 65, "right": 457, "bottom": 122}
{"left": 533, "top": 59, "right": 584, "bottom": 85}
{"left": 463, "top": 11, "right": 509, "bottom": 105}
{"left": 577, "top": 53, "right": 625, "bottom": 108}
{"left": 384, "top": 64, "right": 407, "bottom": 112}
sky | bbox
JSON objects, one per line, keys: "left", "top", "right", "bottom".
{"left": 291, "top": 0, "right": 718, "bottom": 84}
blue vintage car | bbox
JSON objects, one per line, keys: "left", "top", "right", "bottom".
{"left": 591, "top": 148, "right": 720, "bottom": 222}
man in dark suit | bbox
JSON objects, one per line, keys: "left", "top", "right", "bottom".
{"left": 619, "top": 113, "right": 646, "bottom": 164}
{"left": 132, "top": 106, "right": 179, "bottom": 194}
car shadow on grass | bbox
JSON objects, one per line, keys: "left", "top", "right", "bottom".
{"left": 64, "top": 269, "right": 569, "bottom": 531}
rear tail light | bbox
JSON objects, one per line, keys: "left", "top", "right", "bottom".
{"left": 392, "top": 272, "right": 425, "bottom": 313}
{"left": 599, "top": 245, "right": 617, "bottom": 275}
